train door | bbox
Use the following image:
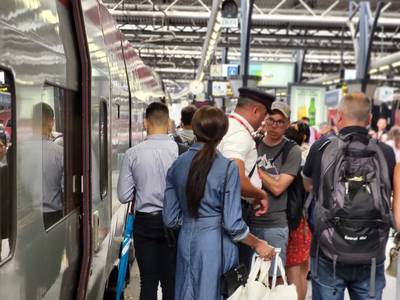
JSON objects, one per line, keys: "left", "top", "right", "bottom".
{"left": 0, "top": 0, "right": 83, "bottom": 297}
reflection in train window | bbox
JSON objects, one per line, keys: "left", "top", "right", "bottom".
{"left": 40, "top": 84, "right": 82, "bottom": 229}
{"left": 100, "top": 100, "right": 108, "bottom": 199}
{"left": 0, "top": 68, "right": 14, "bottom": 263}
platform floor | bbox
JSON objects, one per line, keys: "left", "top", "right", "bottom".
{"left": 125, "top": 240, "right": 398, "bottom": 300}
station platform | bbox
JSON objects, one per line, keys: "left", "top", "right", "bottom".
{"left": 125, "top": 237, "right": 398, "bottom": 300}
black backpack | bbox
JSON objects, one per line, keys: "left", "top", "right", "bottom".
{"left": 172, "top": 134, "right": 195, "bottom": 155}
{"left": 268, "top": 139, "right": 305, "bottom": 231}
{"left": 315, "top": 133, "right": 392, "bottom": 267}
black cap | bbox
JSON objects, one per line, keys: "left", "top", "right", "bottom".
{"left": 238, "top": 87, "right": 275, "bottom": 109}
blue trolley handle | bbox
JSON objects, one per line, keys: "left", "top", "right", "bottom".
{"left": 115, "top": 193, "right": 136, "bottom": 300}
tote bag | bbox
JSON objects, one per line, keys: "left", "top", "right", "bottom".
{"left": 262, "top": 250, "right": 297, "bottom": 300}
{"left": 228, "top": 256, "right": 270, "bottom": 300}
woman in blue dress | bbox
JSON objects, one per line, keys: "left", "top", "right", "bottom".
{"left": 163, "top": 106, "right": 275, "bottom": 300}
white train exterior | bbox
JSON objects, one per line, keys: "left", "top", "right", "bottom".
{"left": 0, "top": 0, "right": 163, "bottom": 299}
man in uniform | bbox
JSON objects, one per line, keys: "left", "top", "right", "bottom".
{"left": 218, "top": 87, "right": 275, "bottom": 266}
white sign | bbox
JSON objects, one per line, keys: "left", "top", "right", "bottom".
{"left": 212, "top": 81, "right": 228, "bottom": 97}
{"left": 344, "top": 69, "right": 357, "bottom": 80}
{"left": 375, "top": 86, "right": 395, "bottom": 103}
{"left": 210, "top": 64, "right": 222, "bottom": 77}
{"left": 221, "top": 18, "right": 238, "bottom": 28}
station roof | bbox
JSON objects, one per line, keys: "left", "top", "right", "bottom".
{"left": 102, "top": 0, "right": 400, "bottom": 92}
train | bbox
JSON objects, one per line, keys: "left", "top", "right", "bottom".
{"left": 0, "top": 0, "right": 164, "bottom": 299}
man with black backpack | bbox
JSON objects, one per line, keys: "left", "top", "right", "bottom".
{"left": 172, "top": 105, "right": 197, "bottom": 154}
{"left": 303, "top": 92, "right": 396, "bottom": 300}
{"left": 255, "top": 101, "right": 302, "bottom": 282}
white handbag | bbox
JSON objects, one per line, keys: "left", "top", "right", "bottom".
{"left": 228, "top": 256, "right": 270, "bottom": 300}
{"left": 263, "top": 250, "right": 297, "bottom": 300}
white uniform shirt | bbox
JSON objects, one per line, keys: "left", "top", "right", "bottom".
{"left": 218, "top": 112, "right": 262, "bottom": 190}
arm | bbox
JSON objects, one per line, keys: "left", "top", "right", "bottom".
{"left": 303, "top": 177, "right": 313, "bottom": 193}
{"left": 258, "top": 171, "right": 295, "bottom": 197}
{"left": 240, "top": 233, "right": 275, "bottom": 260}
{"left": 117, "top": 150, "right": 136, "bottom": 204}
{"left": 221, "top": 164, "right": 274, "bottom": 259}
{"left": 222, "top": 163, "right": 250, "bottom": 241}
{"left": 234, "top": 159, "right": 266, "bottom": 199}
{"left": 234, "top": 159, "right": 268, "bottom": 216}
{"left": 258, "top": 145, "right": 301, "bottom": 196}
{"left": 393, "top": 163, "right": 400, "bottom": 231}
{"left": 302, "top": 142, "right": 317, "bottom": 193}
{"left": 163, "top": 165, "right": 182, "bottom": 228}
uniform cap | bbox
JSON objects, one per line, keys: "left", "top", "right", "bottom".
{"left": 238, "top": 87, "right": 275, "bottom": 109}
{"left": 270, "top": 101, "right": 290, "bottom": 119}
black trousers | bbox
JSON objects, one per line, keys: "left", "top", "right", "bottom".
{"left": 134, "top": 212, "right": 176, "bottom": 300}
{"left": 239, "top": 201, "right": 253, "bottom": 270}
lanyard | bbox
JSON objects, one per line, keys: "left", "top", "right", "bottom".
{"left": 229, "top": 114, "right": 253, "bottom": 136}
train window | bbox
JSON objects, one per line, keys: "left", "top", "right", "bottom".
{"left": 0, "top": 68, "right": 14, "bottom": 263}
{"left": 100, "top": 100, "right": 108, "bottom": 199}
{"left": 40, "top": 84, "right": 82, "bottom": 230}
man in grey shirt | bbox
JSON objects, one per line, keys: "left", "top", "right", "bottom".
{"left": 20, "top": 103, "right": 64, "bottom": 229}
{"left": 253, "top": 101, "right": 301, "bottom": 280}
{"left": 117, "top": 102, "right": 178, "bottom": 300}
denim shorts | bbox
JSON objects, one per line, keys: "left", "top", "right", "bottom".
{"left": 250, "top": 226, "right": 289, "bottom": 276}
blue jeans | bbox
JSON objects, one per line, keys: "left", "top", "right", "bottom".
{"left": 251, "top": 227, "right": 289, "bottom": 276}
{"left": 311, "top": 255, "right": 386, "bottom": 300}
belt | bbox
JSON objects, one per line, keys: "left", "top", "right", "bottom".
{"left": 136, "top": 210, "right": 162, "bottom": 216}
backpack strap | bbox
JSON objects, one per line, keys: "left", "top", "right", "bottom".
{"left": 172, "top": 134, "right": 184, "bottom": 144}
{"left": 270, "top": 139, "right": 296, "bottom": 165}
{"left": 280, "top": 139, "right": 297, "bottom": 165}
{"left": 270, "top": 140, "right": 288, "bottom": 164}
{"left": 369, "top": 258, "right": 376, "bottom": 299}
{"left": 318, "top": 139, "right": 332, "bottom": 152}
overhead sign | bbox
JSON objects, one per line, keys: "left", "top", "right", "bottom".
{"left": 224, "top": 64, "right": 238, "bottom": 76}
{"left": 210, "top": 64, "right": 239, "bottom": 78}
{"left": 221, "top": 18, "right": 238, "bottom": 28}
{"left": 344, "top": 69, "right": 357, "bottom": 80}
{"left": 212, "top": 81, "right": 228, "bottom": 97}
{"left": 210, "top": 64, "right": 222, "bottom": 77}
{"left": 375, "top": 86, "right": 395, "bottom": 103}
{"left": 325, "top": 89, "right": 342, "bottom": 107}
{"left": 249, "top": 62, "right": 295, "bottom": 88}
{"left": 0, "top": 92, "right": 11, "bottom": 108}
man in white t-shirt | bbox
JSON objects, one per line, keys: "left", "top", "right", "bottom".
{"left": 218, "top": 87, "right": 275, "bottom": 265}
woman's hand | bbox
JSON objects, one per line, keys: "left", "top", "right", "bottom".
{"left": 254, "top": 239, "right": 275, "bottom": 260}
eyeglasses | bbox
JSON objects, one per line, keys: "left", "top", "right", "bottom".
{"left": 265, "top": 118, "right": 286, "bottom": 127}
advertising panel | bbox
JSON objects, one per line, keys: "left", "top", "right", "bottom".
{"left": 289, "top": 84, "right": 327, "bottom": 125}
{"left": 249, "top": 62, "right": 295, "bottom": 88}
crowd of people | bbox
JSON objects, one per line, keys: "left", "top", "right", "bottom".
{"left": 117, "top": 89, "right": 400, "bottom": 300}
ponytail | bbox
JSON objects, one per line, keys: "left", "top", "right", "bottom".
{"left": 186, "top": 142, "right": 217, "bottom": 218}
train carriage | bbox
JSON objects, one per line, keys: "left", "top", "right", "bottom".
{"left": 0, "top": 0, "right": 163, "bottom": 299}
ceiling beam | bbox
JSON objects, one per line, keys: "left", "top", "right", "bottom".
{"left": 129, "top": 39, "right": 398, "bottom": 52}
{"left": 111, "top": 10, "right": 400, "bottom": 28}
